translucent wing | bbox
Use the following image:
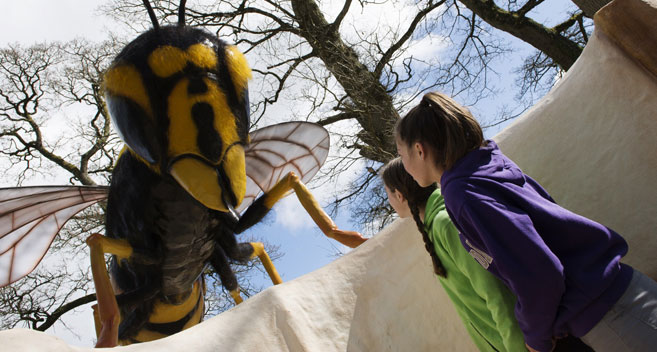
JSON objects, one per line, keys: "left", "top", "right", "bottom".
{"left": 0, "top": 185, "right": 109, "bottom": 287}
{"left": 238, "top": 121, "right": 330, "bottom": 213}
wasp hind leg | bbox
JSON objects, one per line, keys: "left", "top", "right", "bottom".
{"left": 86, "top": 233, "right": 133, "bottom": 348}
{"left": 249, "top": 242, "right": 283, "bottom": 285}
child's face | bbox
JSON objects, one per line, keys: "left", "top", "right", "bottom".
{"left": 384, "top": 185, "right": 411, "bottom": 218}
{"left": 396, "top": 138, "right": 439, "bottom": 187}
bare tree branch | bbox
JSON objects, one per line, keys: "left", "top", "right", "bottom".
{"left": 458, "top": 0, "right": 583, "bottom": 70}
{"left": 35, "top": 294, "right": 96, "bottom": 332}
{"left": 374, "top": 0, "right": 446, "bottom": 77}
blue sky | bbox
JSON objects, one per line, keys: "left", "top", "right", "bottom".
{"left": 0, "top": 0, "right": 582, "bottom": 346}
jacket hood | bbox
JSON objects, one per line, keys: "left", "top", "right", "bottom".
{"left": 440, "top": 140, "right": 525, "bottom": 190}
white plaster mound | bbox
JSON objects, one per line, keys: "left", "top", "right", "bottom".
{"left": 0, "top": 219, "right": 477, "bottom": 351}
{"left": 1, "top": 0, "right": 656, "bottom": 350}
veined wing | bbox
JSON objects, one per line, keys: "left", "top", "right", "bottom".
{"left": 0, "top": 185, "right": 109, "bottom": 287}
{"left": 238, "top": 121, "right": 329, "bottom": 213}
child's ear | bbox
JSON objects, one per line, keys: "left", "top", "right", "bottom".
{"left": 414, "top": 142, "right": 425, "bottom": 160}
{"left": 395, "top": 189, "right": 405, "bottom": 203}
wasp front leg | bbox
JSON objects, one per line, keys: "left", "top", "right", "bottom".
{"left": 210, "top": 243, "right": 245, "bottom": 305}
{"left": 212, "top": 233, "right": 282, "bottom": 304}
{"left": 86, "top": 233, "right": 133, "bottom": 348}
{"left": 270, "top": 172, "right": 367, "bottom": 248}
{"left": 238, "top": 172, "right": 367, "bottom": 248}
{"left": 228, "top": 172, "right": 365, "bottom": 303}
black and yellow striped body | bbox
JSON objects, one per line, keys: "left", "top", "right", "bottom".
{"left": 102, "top": 25, "right": 259, "bottom": 343}
{"left": 121, "top": 277, "right": 206, "bottom": 344}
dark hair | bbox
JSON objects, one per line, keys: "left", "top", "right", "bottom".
{"left": 381, "top": 158, "right": 446, "bottom": 278}
{"left": 394, "top": 92, "right": 484, "bottom": 171}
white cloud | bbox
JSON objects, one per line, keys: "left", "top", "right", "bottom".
{"left": 0, "top": 0, "right": 121, "bottom": 45}
{"left": 274, "top": 195, "right": 315, "bottom": 231}
{"left": 404, "top": 33, "right": 450, "bottom": 64}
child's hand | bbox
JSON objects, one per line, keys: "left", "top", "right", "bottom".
{"left": 328, "top": 229, "right": 367, "bottom": 248}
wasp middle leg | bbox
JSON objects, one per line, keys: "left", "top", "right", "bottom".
{"left": 223, "top": 172, "right": 364, "bottom": 304}
{"left": 212, "top": 226, "right": 282, "bottom": 305}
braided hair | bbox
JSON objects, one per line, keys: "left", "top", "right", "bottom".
{"left": 381, "top": 158, "right": 446, "bottom": 277}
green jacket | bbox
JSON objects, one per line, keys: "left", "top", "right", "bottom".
{"left": 424, "top": 189, "right": 526, "bottom": 352}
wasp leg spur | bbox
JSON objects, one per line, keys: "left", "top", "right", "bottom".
{"left": 86, "top": 233, "right": 133, "bottom": 348}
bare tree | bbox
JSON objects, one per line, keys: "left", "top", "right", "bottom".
{"left": 0, "top": 40, "right": 118, "bottom": 186}
{"left": 0, "top": 40, "right": 115, "bottom": 334}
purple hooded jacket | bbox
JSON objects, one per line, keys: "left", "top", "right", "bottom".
{"left": 440, "top": 140, "right": 633, "bottom": 352}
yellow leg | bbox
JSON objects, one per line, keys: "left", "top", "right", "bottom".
{"left": 86, "top": 233, "right": 133, "bottom": 348}
{"left": 230, "top": 289, "right": 243, "bottom": 304}
{"left": 264, "top": 172, "right": 335, "bottom": 234}
{"left": 250, "top": 242, "right": 283, "bottom": 285}
{"left": 265, "top": 172, "right": 367, "bottom": 248}
{"left": 262, "top": 172, "right": 297, "bottom": 209}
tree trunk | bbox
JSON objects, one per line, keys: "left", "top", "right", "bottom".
{"left": 291, "top": 0, "right": 399, "bottom": 162}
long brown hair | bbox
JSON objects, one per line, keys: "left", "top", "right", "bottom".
{"left": 394, "top": 92, "right": 484, "bottom": 171}
{"left": 381, "top": 158, "right": 446, "bottom": 277}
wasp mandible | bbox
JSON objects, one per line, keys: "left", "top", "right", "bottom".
{"left": 0, "top": 0, "right": 342, "bottom": 347}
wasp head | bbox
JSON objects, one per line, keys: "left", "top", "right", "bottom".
{"left": 103, "top": 26, "right": 251, "bottom": 214}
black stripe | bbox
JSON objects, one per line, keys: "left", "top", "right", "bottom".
{"left": 187, "top": 76, "right": 208, "bottom": 95}
{"left": 214, "top": 49, "right": 249, "bottom": 141}
{"left": 191, "top": 102, "right": 222, "bottom": 162}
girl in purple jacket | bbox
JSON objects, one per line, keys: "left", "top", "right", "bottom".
{"left": 394, "top": 91, "right": 657, "bottom": 352}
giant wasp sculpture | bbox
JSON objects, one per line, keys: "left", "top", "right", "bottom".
{"left": 0, "top": 0, "right": 341, "bottom": 347}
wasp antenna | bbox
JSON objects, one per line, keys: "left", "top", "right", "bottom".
{"left": 142, "top": 0, "right": 160, "bottom": 30}
{"left": 178, "top": 0, "right": 187, "bottom": 27}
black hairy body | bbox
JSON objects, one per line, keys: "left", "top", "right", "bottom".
{"left": 106, "top": 152, "right": 254, "bottom": 340}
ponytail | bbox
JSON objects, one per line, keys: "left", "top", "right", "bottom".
{"left": 394, "top": 92, "right": 484, "bottom": 171}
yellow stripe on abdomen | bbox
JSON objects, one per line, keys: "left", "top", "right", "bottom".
{"left": 149, "top": 280, "right": 202, "bottom": 324}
